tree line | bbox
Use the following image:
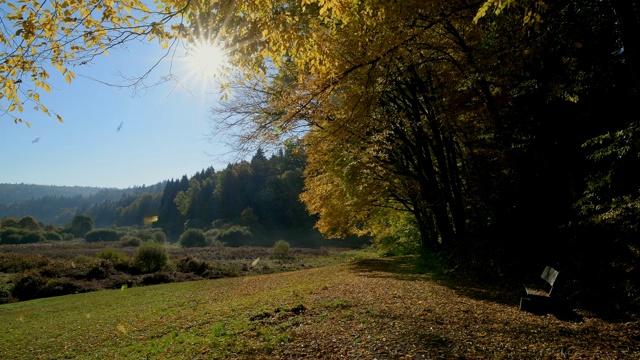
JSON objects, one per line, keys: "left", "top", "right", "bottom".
{"left": 1, "top": 148, "right": 354, "bottom": 247}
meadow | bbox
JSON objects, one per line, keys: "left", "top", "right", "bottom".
{"left": 1, "top": 251, "right": 639, "bottom": 359}
{"left": 0, "top": 240, "right": 364, "bottom": 304}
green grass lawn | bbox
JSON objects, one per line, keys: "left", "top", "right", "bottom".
{"left": 1, "top": 264, "right": 337, "bottom": 359}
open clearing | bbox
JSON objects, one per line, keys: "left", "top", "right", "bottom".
{"left": 1, "top": 256, "right": 639, "bottom": 359}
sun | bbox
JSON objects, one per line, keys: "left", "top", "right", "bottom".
{"left": 185, "top": 39, "right": 228, "bottom": 79}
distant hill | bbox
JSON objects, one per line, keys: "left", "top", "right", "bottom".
{"left": 0, "top": 182, "right": 166, "bottom": 225}
{"left": 0, "top": 183, "right": 167, "bottom": 205}
{"left": 0, "top": 184, "right": 110, "bottom": 205}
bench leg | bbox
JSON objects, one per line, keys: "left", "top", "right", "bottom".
{"left": 520, "top": 297, "right": 533, "bottom": 312}
{"left": 520, "top": 296, "right": 552, "bottom": 314}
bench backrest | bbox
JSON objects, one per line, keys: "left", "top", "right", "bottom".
{"left": 541, "top": 266, "right": 559, "bottom": 294}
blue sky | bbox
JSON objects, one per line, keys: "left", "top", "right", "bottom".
{"left": 0, "top": 40, "right": 235, "bottom": 189}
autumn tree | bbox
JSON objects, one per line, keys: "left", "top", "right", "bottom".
{"left": 206, "top": 0, "right": 638, "bottom": 283}
{"left": 0, "top": 0, "right": 196, "bottom": 126}
{"left": 207, "top": 0, "right": 520, "bottom": 251}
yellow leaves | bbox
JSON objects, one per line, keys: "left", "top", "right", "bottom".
{"left": 1, "top": 0, "right": 176, "bottom": 126}
{"left": 64, "top": 71, "right": 75, "bottom": 84}
{"left": 473, "top": 1, "right": 494, "bottom": 23}
{"left": 474, "top": 0, "right": 547, "bottom": 26}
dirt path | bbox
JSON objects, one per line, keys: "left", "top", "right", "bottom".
{"left": 258, "top": 257, "right": 640, "bottom": 359}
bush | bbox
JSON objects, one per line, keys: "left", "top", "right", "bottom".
{"left": 136, "top": 229, "right": 156, "bottom": 242}
{"left": 134, "top": 242, "right": 169, "bottom": 273}
{"left": 205, "top": 229, "right": 226, "bottom": 247}
{"left": 0, "top": 227, "right": 24, "bottom": 244}
{"left": 0, "top": 217, "right": 20, "bottom": 228}
{"left": 21, "top": 231, "right": 45, "bottom": 244}
{"left": 176, "top": 256, "right": 209, "bottom": 275}
{"left": 0, "top": 228, "right": 44, "bottom": 244}
{"left": 216, "top": 225, "right": 252, "bottom": 247}
{"left": 96, "top": 248, "right": 128, "bottom": 263}
{"left": 0, "top": 253, "right": 50, "bottom": 273}
{"left": 39, "top": 278, "right": 80, "bottom": 298}
{"left": 85, "top": 228, "right": 119, "bottom": 242}
{"left": 86, "top": 260, "right": 114, "bottom": 280}
{"left": 17, "top": 216, "right": 42, "bottom": 231}
{"left": 179, "top": 228, "right": 208, "bottom": 248}
{"left": 120, "top": 235, "right": 142, "bottom": 247}
{"left": 0, "top": 284, "right": 14, "bottom": 304}
{"left": 43, "top": 231, "right": 63, "bottom": 241}
{"left": 153, "top": 230, "right": 167, "bottom": 243}
{"left": 273, "top": 240, "right": 291, "bottom": 259}
{"left": 11, "top": 270, "right": 48, "bottom": 301}
{"left": 376, "top": 233, "right": 423, "bottom": 257}
{"left": 141, "top": 272, "right": 173, "bottom": 285}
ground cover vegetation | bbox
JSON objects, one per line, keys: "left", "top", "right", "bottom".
{"left": 0, "top": 236, "right": 362, "bottom": 304}
{"left": 1, "top": 256, "right": 638, "bottom": 359}
{"left": 2, "top": 0, "right": 640, "bottom": 320}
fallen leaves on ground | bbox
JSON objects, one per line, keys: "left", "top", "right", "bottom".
{"left": 251, "top": 257, "right": 640, "bottom": 359}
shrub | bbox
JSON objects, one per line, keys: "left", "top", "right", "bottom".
{"left": 21, "top": 231, "right": 45, "bottom": 244}
{"left": 0, "top": 217, "right": 20, "bottom": 228}
{"left": 0, "top": 228, "right": 45, "bottom": 244}
{"left": 273, "top": 240, "right": 291, "bottom": 259}
{"left": 120, "top": 235, "right": 142, "bottom": 247}
{"left": 40, "top": 278, "right": 80, "bottom": 298}
{"left": 179, "top": 228, "right": 208, "bottom": 248}
{"left": 136, "top": 229, "right": 156, "bottom": 242}
{"left": 0, "top": 227, "right": 24, "bottom": 244}
{"left": 153, "top": 230, "right": 167, "bottom": 243}
{"left": 376, "top": 233, "right": 422, "bottom": 257}
{"left": 216, "top": 225, "right": 252, "bottom": 247}
{"left": 86, "top": 260, "right": 114, "bottom": 280}
{"left": 205, "top": 229, "right": 225, "bottom": 247}
{"left": 96, "top": 248, "right": 128, "bottom": 263}
{"left": 17, "top": 216, "right": 42, "bottom": 231}
{"left": 85, "top": 228, "right": 119, "bottom": 242}
{"left": 43, "top": 231, "right": 63, "bottom": 241}
{"left": 0, "top": 284, "right": 14, "bottom": 304}
{"left": 134, "top": 242, "right": 169, "bottom": 273}
{"left": 11, "top": 270, "right": 48, "bottom": 301}
{"left": 141, "top": 272, "right": 173, "bottom": 285}
{"left": 211, "top": 239, "right": 227, "bottom": 247}
{"left": 176, "top": 256, "right": 209, "bottom": 275}
{"left": 0, "top": 253, "right": 50, "bottom": 273}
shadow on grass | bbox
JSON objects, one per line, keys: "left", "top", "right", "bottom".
{"left": 349, "top": 256, "right": 429, "bottom": 281}
{"left": 350, "top": 256, "right": 582, "bottom": 322}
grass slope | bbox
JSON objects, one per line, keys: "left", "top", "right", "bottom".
{"left": 1, "top": 256, "right": 639, "bottom": 359}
